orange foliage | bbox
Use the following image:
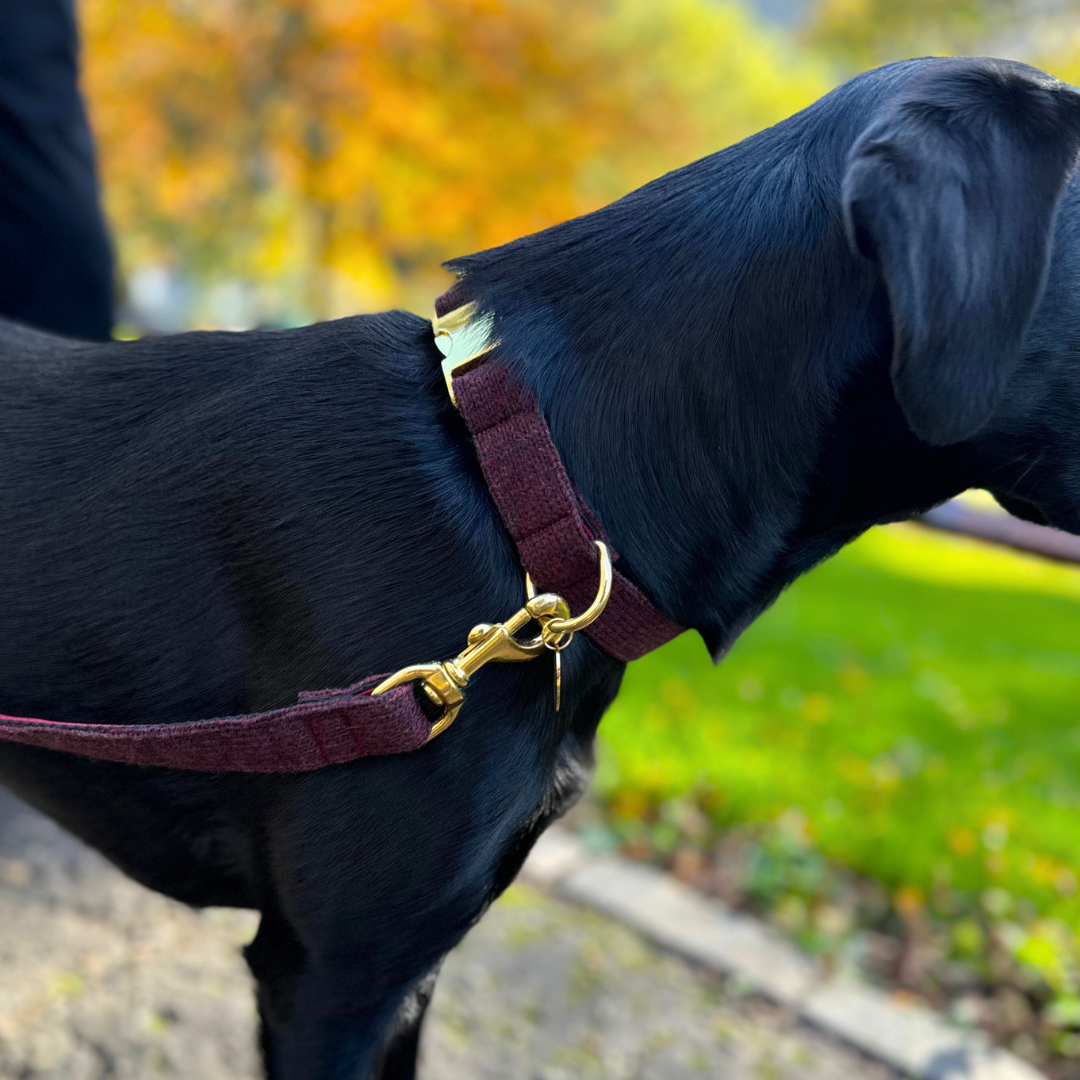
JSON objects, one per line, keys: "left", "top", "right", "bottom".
{"left": 79, "top": 0, "right": 826, "bottom": 320}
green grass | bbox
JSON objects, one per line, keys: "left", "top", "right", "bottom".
{"left": 597, "top": 522, "right": 1080, "bottom": 926}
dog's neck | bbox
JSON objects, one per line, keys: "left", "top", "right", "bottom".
{"left": 467, "top": 313, "right": 829, "bottom": 658}
{"left": 444, "top": 72, "right": 980, "bottom": 657}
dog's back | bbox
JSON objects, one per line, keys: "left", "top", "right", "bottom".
{"left": 0, "top": 310, "right": 490, "bottom": 728}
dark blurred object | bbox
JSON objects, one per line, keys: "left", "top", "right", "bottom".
{"left": 920, "top": 499, "right": 1080, "bottom": 565}
{"left": 0, "top": 0, "right": 112, "bottom": 339}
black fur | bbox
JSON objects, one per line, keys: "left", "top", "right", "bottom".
{"left": 2, "top": 57, "right": 1080, "bottom": 1079}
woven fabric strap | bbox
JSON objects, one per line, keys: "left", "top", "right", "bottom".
{"left": 0, "top": 678, "right": 432, "bottom": 771}
{"left": 450, "top": 353, "right": 684, "bottom": 663}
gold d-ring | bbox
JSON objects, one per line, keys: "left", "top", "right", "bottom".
{"left": 526, "top": 541, "right": 612, "bottom": 637}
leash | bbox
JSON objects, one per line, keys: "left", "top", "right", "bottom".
{"left": 0, "top": 297, "right": 683, "bottom": 771}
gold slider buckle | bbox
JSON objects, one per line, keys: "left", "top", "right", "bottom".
{"left": 432, "top": 302, "right": 499, "bottom": 407}
{"left": 372, "top": 541, "right": 613, "bottom": 741}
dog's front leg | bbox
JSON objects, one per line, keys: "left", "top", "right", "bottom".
{"left": 234, "top": 658, "right": 610, "bottom": 1080}
{"left": 370, "top": 966, "right": 440, "bottom": 1080}
{"left": 245, "top": 906, "right": 437, "bottom": 1080}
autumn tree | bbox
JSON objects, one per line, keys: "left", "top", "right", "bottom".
{"left": 79, "top": 0, "right": 827, "bottom": 323}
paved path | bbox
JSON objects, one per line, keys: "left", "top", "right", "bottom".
{"left": 0, "top": 788, "right": 895, "bottom": 1080}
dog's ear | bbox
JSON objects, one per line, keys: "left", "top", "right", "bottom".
{"left": 842, "top": 60, "right": 1080, "bottom": 445}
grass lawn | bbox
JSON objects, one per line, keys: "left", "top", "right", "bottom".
{"left": 594, "top": 521, "right": 1080, "bottom": 1023}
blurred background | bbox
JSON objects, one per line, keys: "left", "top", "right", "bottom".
{"left": 62, "top": 0, "right": 1080, "bottom": 1073}
{"left": 81, "top": 0, "right": 1080, "bottom": 333}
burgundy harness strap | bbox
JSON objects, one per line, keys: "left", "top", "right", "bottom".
{"left": 0, "top": 296, "right": 681, "bottom": 770}
{"left": 0, "top": 678, "right": 432, "bottom": 772}
{"left": 452, "top": 360, "right": 684, "bottom": 662}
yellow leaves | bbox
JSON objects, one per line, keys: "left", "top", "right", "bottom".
{"left": 1026, "top": 856, "right": 1080, "bottom": 898}
{"left": 611, "top": 788, "right": 651, "bottom": 820}
{"left": 78, "top": 0, "right": 1080, "bottom": 324}
{"left": 894, "top": 883, "right": 924, "bottom": 918}
{"left": 1012, "top": 919, "right": 1079, "bottom": 995}
{"left": 79, "top": 0, "right": 829, "bottom": 319}
{"left": 838, "top": 753, "right": 870, "bottom": 788}
{"left": 948, "top": 826, "right": 977, "bottom": 857}
{"left": 802, "top": 691, "right": 832, "bottom": 722}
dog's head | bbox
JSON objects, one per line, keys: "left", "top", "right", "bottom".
{"left": 841, "top": 58, "right": 1080, "bottom": 533}
{"left": 447, "top": 57, "right": 1080, "bottom": 654}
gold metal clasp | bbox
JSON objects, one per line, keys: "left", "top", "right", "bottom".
{"left": 432, "top": 302, "right": 499, "bottom": 407}
{"left": 372, "top": 541, "right": 612, "bottom": 741}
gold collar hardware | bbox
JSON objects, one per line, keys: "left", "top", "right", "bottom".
{"left": 372, "top": 540, "right": 612, "bottom": 741}
{"left": 432, "top": 302, "right": 498, "bottom": 407}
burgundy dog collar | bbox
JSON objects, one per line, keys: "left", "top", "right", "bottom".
{"left": 451, "top": 351, "right": 683, "bottom": 662}
{"left": 0, "top": 298, "right": 682, "bottom": 770}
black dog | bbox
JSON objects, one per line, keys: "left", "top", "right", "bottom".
{"left": 2, "top": 55, "right": 1079, "bottom": 1080}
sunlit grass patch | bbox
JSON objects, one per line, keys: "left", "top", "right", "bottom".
{"left": 600, "top": 522, "right": 1080, "bottom": 912}
{"left": 594, "top": 521, "right": 1080, "bottom": 1069}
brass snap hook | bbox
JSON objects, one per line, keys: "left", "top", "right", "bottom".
{"left": 372, "top": 542, "right": 613, "bottom": 741}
